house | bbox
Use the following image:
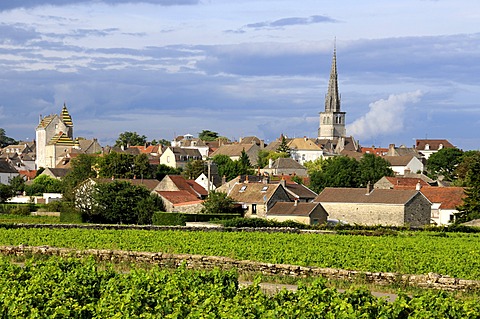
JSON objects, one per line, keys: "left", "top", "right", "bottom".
{"left": 383, "top": 155, "right": 424, "bottom": 175}
{"left": 40, "top": 167, "right": 71, "bottom": 179}
{"left": 225, "top": 182, "right": 291, "bottom": 218}
{"left": 314, "top": 186, "right": 431, "bottom": 226}
{"left": 210, "top": 143, "right": 260, "bottom": 166}
{"left": 420, "top": 187, "right": 466, "bottom": 225}
{"left": 415, "top": 139, "right": 455, "bottom": 159}
{"left": 282, "top": 181, "right": 317, "bottom": 202}
{"left": 288, "top": 137, "right": 324, "bottom": 165}
{"left": 172, "top": 134, "right": 210, "bottom": 159}
{"left": 159, "top": 147, "right": 202, "bottom": 169}
{"left": 0, "top": 159, "right": 19, "bottom": 185}
{"left": 361, "top": 146, "right": 389, "bottom": 157}
{"left": 155, "top": 175, "right": 207, "bottom": 213}
{"left": 386, "top": 144, "right": 422, "bottom": 158}
{"left": 267, "top": 202, "right": 328, "bottom": 225}
{"left": 261, "top": 157, "right": 307, "bottom": 176}
{"left": 239, "top": 136, "right": 265, "bottom": 148}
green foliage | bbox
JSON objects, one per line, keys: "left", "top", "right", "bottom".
{"left": 221, "top": 217, "right": 308, "bottom": 229}
{"left": 198, "top": 130, "right": 219, "bottom": 141}
{"left": 155, "top": 164, "right": 182, "bottom": 181}
{"left": 0, "top": 128, "right": 17, "bottom": 147}
{"left": 427, "top": 147, "right": 464, "bottom": 181}
{"left": 86, "top": 181, "right": 160, "bottom": 224}
{"left": 24, "top": 175, "right": 63, "bottom": 195}
{"left": 357, "top": 153, "right": 394, "bottom": 186}
{"left": 276, "top": 134, "right": 290, "bottom": 155}
{"left": 310, "top": 156, "right": 360, "bottom": 192}
{"left": 182, "top": 159, "right": 205, "bottom": 179}
{"left": 9, "top": 205, "right": 32, "bottom": 216}
{"left": 455, "top": 153, "right": 480, "bottom": 223}
{"left": 212, "top": 154, "right": 249, "bottom": 181}
{"left": 455, "top": 151, "right": 480, "bottom": 186}
{"left": 201, "top": 191, "right": 241, "bottom": 215}
{"left": 152, "top": 212, "right": 186, "bottom": 226}
{"left": 8, "top": 175, "right": 25, "bottom": 194}
{"left": 0, "top": 184, "right": 14, "bottom": 203}
{"left": 62, "top": 154, "right": 98, "bottom": 201}
{"left": 1, "top": 257, "right": 479, "bottom": 317}
{"left": 238, "top": 149, "right": 254, "bottom": 175}
{"left": 114, "top": 131, "right": 147, "bottom": 148}
{"left": 132, "top": 153, "right": 154, "bottom": 179}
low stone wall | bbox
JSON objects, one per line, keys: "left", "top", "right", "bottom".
{"left": 0, "top": 245, "right": 478, "bottom": 292}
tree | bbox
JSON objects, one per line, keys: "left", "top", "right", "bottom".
{"left": 309, "top": 156, "right": 359, "bottom": 193}
{"left": 98, "top": 152, "right": 135, "bottom": 178}
{"left": 276, "top": 135, "right": 290, "bottom": 155}
{"left": 62, "top": 154, "right": 98, "bottom": 201}
{"left": 198, "top": 130, "right": 219, "bottom": 141}
{"left": 257, "top": 150, "right": 271, "bottom": 169}
{"left": 114, "top": 131, "right": 147, "bottom": 148}
{"left": 455, "top": 151, "right": 480, "bottom": 186}
{"left": 357, "top": 153, "right": 394, "bottom": 186}
{"left": 133, "top": 153, "right": 154, "bottom": 179}
{"left": 182, "top": 159, "right": 205, "bottom": 179}
{"left": 201, "top": 191, "right": 241, "bottom": 215}
{"left": 9, "top": 175, "right": 26, "bottom": 195}
{"left": 0, "top": 128, "right": 17, "bottom": 148}
{"left": 427, "top": 148, "right": 464, "bottom": 181}
{"left": 24, "top": 175, "right": 63, "bottom": 195}
{"left": 238, "top": 149, "right": 254, "bottom": 176}
{"left": 89, "top": 181, "right": 160, "bottom": 224}
{"left": 155, "top": 164, "right": 182, "bottom": 181}
{"left": 455, "top": 153, "right": 480, "bottom": 223}
{"left": 0, "top": 184, "right": 14, "bottom": 203}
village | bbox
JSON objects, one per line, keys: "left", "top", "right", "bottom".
{"left": 1, "top": 49, "right": 475, "bottom": 228}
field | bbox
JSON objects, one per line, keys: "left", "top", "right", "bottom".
{"left": 0, "top": 227, "right": 479, "bottom": 280}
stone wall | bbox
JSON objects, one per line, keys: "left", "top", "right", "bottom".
{"left": 1, "top": 245, "right": 478, "bottom": 292}
{"left": 321, "top": 202, "right": 405, "bottom": 226}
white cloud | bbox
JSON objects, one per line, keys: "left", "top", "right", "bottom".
{"left": 347, "top": 90, "right": 423, "bottom": 141}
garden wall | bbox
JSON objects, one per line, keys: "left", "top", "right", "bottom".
{"left": 0, "top": 245, "right": 478, "bottom": 292}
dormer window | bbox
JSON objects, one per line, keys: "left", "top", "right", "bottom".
{"left": 439, "top": 144, "right": 443, "bottom": 150}
{"left": 239, "top": 185, "right": 247, "bottom": 192}
{"left": 424, "top": 144, "right": 429, "bottom": 150}
{"left": 261, "top": 186, "right": 268, "bottom": 192}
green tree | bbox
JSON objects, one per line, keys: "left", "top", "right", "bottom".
{"left": 304, "top": 157, "right": 324, "bottom": 176}
{"left": 182, "top": 159, "right": 205, "bottom": 179}
{"left": 201, "top": 191, "right": 241, "bottom": 215}
{"left": 455, "top": 151, "right": 480, "bottom": 186}
{"left": 62, "top": 154, "right": 98, "bottom": 201}
{"left": 89, "top": 181, "right": 158, "bottom": 224}
{"left": 114, "top": 131, "right": 147, "bottom": 149}
{"left": 155, "top": 164, "right": 182, "bottom": 181}
{"left": 238, "top": 149, "right": 254, "bottom": 176}
{"left": 0, "top": 128, "right": 17, "bottom": 148}
{"left": 98, "top": 152, "right": 135, "bottom": 178}
{"left": 198, "top": 130, "right": 219, "bottom": 141}
{"left": 134, "top": 195, "right": 165, "bottom": 224}
{"left": 133, "top": 153, "right": 154, "bottom": 179}
{"left": 427, "top": 148, "right": 464, "bottom": 181}
{"left": 25, "top": 175, "right": 63, "bottom": 195}
{"left": 455, "top": 154, "right": 480, "bottom": 223}
{"left": 357, "top": 153, "right": 394, "bottom": 186}
{"left": 309, "top": 156, "right": 359, "bottom": 193}
{"left": 276, "top": 135, "right": 290, "bottom": 155}
{"left": 257, "top": 150, "right": 271, "bottom": 169}
{"left": 9, "top": 175, "right": 26, "bottom": 194}
{"left": 0, "top": 184, "right": 14, "bottom": 203}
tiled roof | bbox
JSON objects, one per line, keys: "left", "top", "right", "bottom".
{"left": 228, "top": 183, "right": 282, "bottom": 204}
{"left": 48, "top": 132, "right": 75, "bottom": 146}
{"left": 315, "top": 187, "right": 421, "bottom": 205}
{"left": 210, "top": 144, "right": 256, "bottom": 157}
{"left": 288, "top": 138, "right": 322, "bottom": 151}
{"left": 36, "top": 115, "right": 55, "bottom": 129}
{"left": 384, "top": 155, "right": 416, "bottom": 166}
{"left": 61, "top": 104, "right": 73, "bottom": 127}
{"left": 266, "top": 158, "right": 306, "bottom": 170}
{"left": 420, "top": 187, "right": 465, "bottom": 209}
{"left": 0, "top": 159, "right": 18, "bottom": 173}
{"left": 268, "top": 202, "right": 321, "bottom": 217}
{"left": 284, "top": 183, "right": 317, "bottom": 200}
{"left": 44, "top": 168, "right": 71, "bottom": 178}
{"left": 168, "top": 175, "right": 207, "bottom": 197}
{"left": 156, "top": 190, "right": 202, "bottom": 205}
{"left": 18, "top": 170, "right": 37, "bottom": 180}
{"left": 415, "top": 139, "right": 454, "bottom": 151}
{"left": 361, "top": 147, "right": 389, "bottom": 156}
{"left": 382, "top": 177, "right": 430, "bottom": 189}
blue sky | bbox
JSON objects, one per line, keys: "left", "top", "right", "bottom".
{"left": 0, "top": 0, "right": 479, "bottom": 150}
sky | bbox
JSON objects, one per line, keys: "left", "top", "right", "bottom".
{"left": 0, "top": 0, "right": 479, "bottom": 150}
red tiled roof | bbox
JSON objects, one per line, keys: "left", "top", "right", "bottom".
{"left": 18, "top": 170, "right": 37, "bottom": 180}
{"left": 361, "top": 147, "right": 389, "bottom": 156}
{"left": 168, "top": 175, "right": 207, "bottom": 197}
{"left": 385, "top": 177, "right": 430, "bottom": 189}
{"left": 420, "top": 187, "right": 465, "bottom": 209}
{"left": 156, "top": 190, "right": 203, "bottom": 205}
{"left": 415, "top": 139, "right": 455, "bottom": 151}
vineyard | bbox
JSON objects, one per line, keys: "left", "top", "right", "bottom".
{"left": 0, "top": 227, "right": 479, "bottom": 280}
{"left": 1, "top": 257, "right": 479, "bottom": 318}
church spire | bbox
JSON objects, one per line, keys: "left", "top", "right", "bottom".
{"left": 324, "top": 41, "right": 341, "bottom": 113}
{"left": 61, "top": 102, "right": 73, "bottom": 127}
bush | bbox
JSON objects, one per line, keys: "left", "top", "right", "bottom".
{"left": 10, "top": 205, "right": 32, "bottom": 216}
{"left": 152, "top": 212, "right": 186, "bottom": 226}
{"left": 221, "top": 217, "right": 308, "bottom": 229}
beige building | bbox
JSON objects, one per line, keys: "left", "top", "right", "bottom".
{"left": 267, "top": 202, "right": 328, "bottom": 225}
{"left": 314, "top": 187, "right": 431, "bottom": 226}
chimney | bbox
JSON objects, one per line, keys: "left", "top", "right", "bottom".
{"left": 268, "top": 158, "right": 273, "bottom": 169}
{"left": 222, "top": 175, "right": 226, "bottom": 185}
{"left": 294, "top": 199, "right": 298, "bottom": 206}
{"left": 280, "top": 178, "right": 286, "bottom": 188}
{"left": 416, "top": 181, "right": 421, "bottom": 191}
{"left": 245, "top": 175, "right": 249, "bottom": 183}
{"left": 366, "top": 181, "right": 373, "bottom": 194}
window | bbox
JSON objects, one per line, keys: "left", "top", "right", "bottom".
{"left": 239, "top": 185, "right": 247, "bottom": 192}
{"left": 313, "top": 219, "right": 319, "bottom": 225}
{"left": 261, "top": 186, "right": 268, "bottom": 192}
{"left": 251, "top": 204, "right": 257, "bottom": 215}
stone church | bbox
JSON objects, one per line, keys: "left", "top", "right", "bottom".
{"left": 317, "top": 45, "right": 359, "bottom": 154}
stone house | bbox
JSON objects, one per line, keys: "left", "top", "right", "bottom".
{"left": 267, "top": 202, "right": 328, "bottom": 225}
{"left": 155, "top": 175, "right": 207, "bottom": 213}
{"left": 288, "top": 137, "right": 324, "bottom": 165}
{"left": 420, "top": 187, "right": 466, "bottom": 225}
{"left": 40, "top": 167, "right": 71, "bottom": 180}
{"left": 415, "top": 139, "right": 455, "bottom": 159}
{"left": 0, "top": 159, "right": 19, "bottom": 185}
{"left": 210, "top": 143, "right": 260, "bottom": 166}
{"left": 261, "top": 157, "right": 307, "bottom": 176}
{"left": 314, "top": 186, "right": 431, "bottom": 226}
{"left": 171, "top": 134, "right": 210, "bottom": 159}
{"left": 225, "top": 182, "right": 291, "bottom": 218}
{"left": 159, "top": 147, "right": 202, "bottom": 169}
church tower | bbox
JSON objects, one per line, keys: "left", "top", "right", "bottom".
{"left": 318, "top": 44, "right": 346, "bottom": 140}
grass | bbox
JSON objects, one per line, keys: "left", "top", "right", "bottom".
{"left": 0, "top": 214, "right": 61, "bottom": 224}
